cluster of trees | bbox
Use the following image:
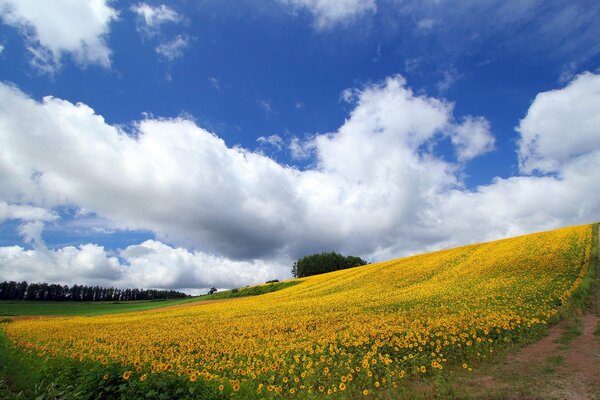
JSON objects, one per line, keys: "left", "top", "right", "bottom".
{"left": 292, "top": 252, "right": 368, "bottom": 278}
{"left": 0, "top": 281, "right": 189, "bottom": 301}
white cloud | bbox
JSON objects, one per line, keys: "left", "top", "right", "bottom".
{"left": 450, "top": 116, "right": 495, "bottom": 162}
{"left": 0, "top": 0, "right": 117, "bottom": 72}
{"left": 1, "top": 73, "right": 600, "bottom": 289}
{"left": 0, "top": 202, "right": 57, "bottom": 223}
{"left": 257, "top": 135, "right": 284, "bottom": 150}
{"left": 120, "top": 240, "right": 287, "bottom": 289}
{"left": 0, "top": 42, "right": 4, "bottom": 54}
{"left": 131, "top": 3, "right": 181, "bottom": 37}
{"left": 130, "top": 3, "right": 190, "bottom": 64}
{"left": 517, "top": 72, "right": 600, "bottom": 174}
{"left": 289, "top": 136, "right": 315, "bottom": 160}
{"left": 277, "top": 0, "right": 377, "bottom": 28}
{"left": 17, "top": 220, "right": 46, "bottom": 248}
{"left": 155, "top": 35, "right": 189, "bottom": 61}
{"left": 0, "top": 240, "right": 287, "bottom": 291}
{"left": 0, "top": 244, "right": 124, "bottom": 286}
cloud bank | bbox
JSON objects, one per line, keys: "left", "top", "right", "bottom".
{"left": 0, "top": 73, "right": 599, "bottom": 289}
{"left": 0, "top": 240, "right": 285, "bottom": 292}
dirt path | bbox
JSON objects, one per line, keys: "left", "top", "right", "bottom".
{"left": 460, "top": 232, "right": 600, "bottom": 400}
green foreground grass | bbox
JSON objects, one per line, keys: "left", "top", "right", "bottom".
{"left": 0, "top": 297, "right": 197, "bottom": 317}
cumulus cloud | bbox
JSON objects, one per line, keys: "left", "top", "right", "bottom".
{"left": 1, "top": 73, "right": 599, "bottom": 289}
{"left": 0, "top": 202, "right": 57, "bottom": 223}
{"left": 131, "top": 3, "right": 181, "bottom": 37}
{"left": 517, "top": 72, "right": 600, "bottom": 174}
{"left": 121, "top": 240, "right": 286, "bottom": 290}
{"left": 450, "top": 116, "right": 495, "bottom": 162}
{"left": 277, "top": 0, "right": 377, "bottom": 28}
{"left": 0, "top": 244, "right": 124, "bottom": 287}
{"left": 0, "top": 240, "right": 287, "bottom": 291}
{"left": 0, "top": 0, "right": 117, "bottom": 72}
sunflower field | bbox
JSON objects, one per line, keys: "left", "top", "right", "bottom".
{"left": 1, "top": 224, "right": 594, "bottom": 398}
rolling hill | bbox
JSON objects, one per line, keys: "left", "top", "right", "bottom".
{"left": 1, "top": 223, "right": 596, "bottom": 399}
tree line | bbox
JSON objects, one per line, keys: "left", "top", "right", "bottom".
{"left": 292, "top": 252, "right": 368, "bottom": 278}
{"left": 0, "top": 281, "right": 189, "bottom": 301}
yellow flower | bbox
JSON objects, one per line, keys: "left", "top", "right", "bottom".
{"left": 122, "top": 371, "right": 132, "bottom": 380}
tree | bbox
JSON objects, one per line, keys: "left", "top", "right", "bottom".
{"left": 292, "top": 252, "right": 367, "bottom": 278}
{"left": 208, "top": 287, "right": 217, "bottom": 295}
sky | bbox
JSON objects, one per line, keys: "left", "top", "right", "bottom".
{"left": 0, "top": 0, "right": 599, "bottom": 294}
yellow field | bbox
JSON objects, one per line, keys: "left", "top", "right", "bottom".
{"left": 4, "top": 224, "right": 592, "bottom": 397}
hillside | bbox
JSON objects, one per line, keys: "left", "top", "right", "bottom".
{"left": 1, "top": 224, "right": 595, "bottom": 398}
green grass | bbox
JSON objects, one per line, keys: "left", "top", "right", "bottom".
{"left": 556, "top": 320, "right": 582, "bottom": 345}
{"left": 0, "top": 297, "right": 198, "bottom": 317}
{"left": 196, "top": 280, "right": 302, "bottom": 301}
{"left": 544, "top": 354, "right": 565, "bottom": 366}
{"left": 558, "top": 223, "right": 598, "bottom": 320}
{"left": 0, "top": 281, "right": 302, "bottom": 317}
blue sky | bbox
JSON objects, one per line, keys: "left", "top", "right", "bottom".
{"left": 0, "top": 0, "right": 599, "bottom": 292}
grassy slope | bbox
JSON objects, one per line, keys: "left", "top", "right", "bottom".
{"left": 0, "top": 297, "right": 197, "bottom": 317}
{"left": 197, "top": 280, "right": 301, "bottom": 300}
{"left": 0, "top": 281, "right": 301, "bottom": 317}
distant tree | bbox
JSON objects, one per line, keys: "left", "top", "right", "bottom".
{"left": 0, "top": 281, "right": 188, "bottom": 301}
{"left": 208, "top": 287, "right": 217, "bottom": 295}
{"left": 292, "top": 252, "right": 368, "bottom": 278}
